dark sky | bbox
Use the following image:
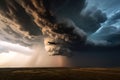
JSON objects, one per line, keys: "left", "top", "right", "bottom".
{"left": 0, "top": 0, "right": 120, "bottom": 67}
{"left": 76, "top": 0, "right": 120, "bottom": 67}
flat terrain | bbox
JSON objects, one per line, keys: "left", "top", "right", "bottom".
{"left": 0, "top": 68, "right": 120, "bottom": 80}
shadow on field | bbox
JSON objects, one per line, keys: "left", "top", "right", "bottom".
{"left": 0, "top": 68, "right": 120, "bottom": 80}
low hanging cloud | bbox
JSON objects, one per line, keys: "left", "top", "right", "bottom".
{"left": 0, "top": 0, "right": 116, "bottom": 56}
{"left": 0, "top": 0, "right": 41, "bottom": 36}
{"left": 0, "top": 0, "right": 87, "bottom": 56}
{"left": 0, "top": 40, "right": 33, "bottom": 55}
{"left": 0, "top": 0, "right": 120, "bottom": 67}
{"left": 0, "top": 23, "right": 42, "bottom": 47}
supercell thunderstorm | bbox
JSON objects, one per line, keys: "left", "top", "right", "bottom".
{"left": 0, "top": 0, "right": 120, "bottom": 67}
{"left": 0, "top": 0, "right": 86, "bottom": 56}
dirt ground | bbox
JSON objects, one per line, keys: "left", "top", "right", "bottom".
{"left": 0, "top": 68, "right": 120, "bottom": 80}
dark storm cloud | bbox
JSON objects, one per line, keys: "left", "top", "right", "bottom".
{"left": 107, "top": 33, "right": 120, "bottom": 45}
{"left": 52, "top": 1, "right": 100, "bottom": 34}
{"left": 91, "top": 10, "right": 120, "bottom": 46}
{"left": 0, "top": 25, "right": 42, "bottom": 47}
{"left": 42, "top": 19, "right": 86, "bottom": 56}
{"left": 92, "top": 26, "right": 120, "bottom": 46}
{"left": 46, "top": 0, "right": 107, "bottom": 33}
{"left": 50, "top": 0, "right": 86, "bottom": 16}
{"left": 0, "top": 23, "right": 42, "bottom": 53}
{"left": 76, "top": 7, "right": 107, "bottom": 34}
{"left": 0, "top": 0, "right": 87, "bottom": 56}
{"left": 0, "top": 0, "right": 120, "bottom": 67}
{"left": 52, "top": 0, "right": 107, "bottom": 34}
{"left": 0, "top": 0, "right": 41, "bottom": 36}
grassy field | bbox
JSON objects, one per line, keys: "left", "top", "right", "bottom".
{"left": 0, "top": 68, "right": 120, "bottom": 80}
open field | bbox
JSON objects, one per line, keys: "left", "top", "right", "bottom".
{"left": 0, "top": 68, "right": 120, "bottom": 80}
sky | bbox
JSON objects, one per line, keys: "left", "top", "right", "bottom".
{"left": 87, "top": 0, "right": 120, "bottom": 45}
{"left": 0, "top": 0, "right": 120, "bottom": 67}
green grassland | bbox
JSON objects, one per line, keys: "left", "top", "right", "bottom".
{"left": 0, "top": 68, "right": 120, "bottom": 80}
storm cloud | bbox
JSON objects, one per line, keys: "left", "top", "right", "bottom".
{"left": 79, "top": 7, "right": 107, "bottom": 34}
{"left": 0, "top": 0, "right": 86, "bottom": 56}
{"left": 0, "top": 0, "right": 120, "bottom": 67}
{"left": 0, "top": 0, "right": 119, "bottom": 57}
{"left": 0, "top": 0, "right": 41, "bottom": 36}
{"left": 90, "top": 10, "right": 120, "bottom": 46}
